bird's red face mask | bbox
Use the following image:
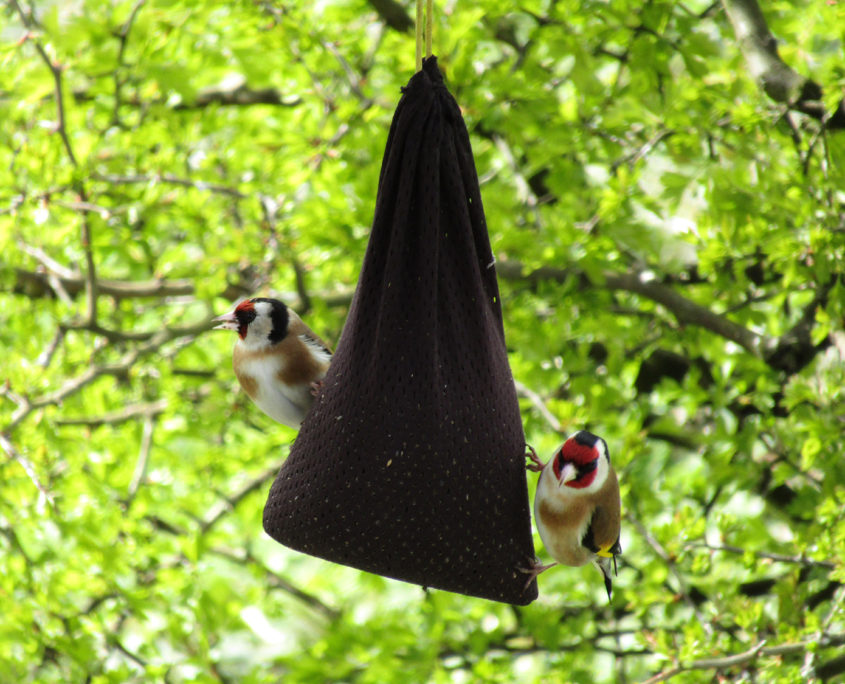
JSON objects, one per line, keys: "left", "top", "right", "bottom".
{"left": 553, "top": 439, "right": 599, "bottom": 489}
{"left": 213, "top": 299, "right": 256, "bottom": 340}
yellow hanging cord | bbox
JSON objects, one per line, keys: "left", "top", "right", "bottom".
{"left": 416, "top": 0, "right": 423, "bottom": 71}
{"left": 415, "top": 0, "right": 434, "bottom": 71}
{"left": 425, "top": 0, "right": 433, "bottom": 59}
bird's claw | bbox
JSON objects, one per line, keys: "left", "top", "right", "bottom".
{"left": 525, "top": 444, "right": 545, "bottom": 472}
{"left": 517, "top": 556, "right": 557, "bottom": 592}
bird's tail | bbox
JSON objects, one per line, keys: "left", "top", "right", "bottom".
{"left": 595, "top": 554, "right": 619, "bottom": 601}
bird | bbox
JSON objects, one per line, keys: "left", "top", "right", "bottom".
{"left": 521, "top": 430, "right": 622, "bottom": 600}
{"left": 213, "top": 297, "right": 332, "bottom": 429}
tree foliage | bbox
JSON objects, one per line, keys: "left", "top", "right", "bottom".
{"left": 2, "top": 0, "right": 844, "bottom": 681}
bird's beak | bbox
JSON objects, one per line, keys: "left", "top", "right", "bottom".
{"left": 558, "top": 463, "right": 578, "bottom": 486}
{"left": 213, "top": 311, "right": 239, "bottom": 331}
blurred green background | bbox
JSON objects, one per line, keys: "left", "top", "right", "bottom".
{"left": 1, "top": 0, "right": 843, "bottom": 681}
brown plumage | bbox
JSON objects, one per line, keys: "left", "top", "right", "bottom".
{"left": 522, "top": 431, "right": 622, "bottom": 599}
{"left": 536, "top": 465, "right": 620, "bottom": 566}
{"left": 215, "top": 298, "right": 332, "bottom": 429}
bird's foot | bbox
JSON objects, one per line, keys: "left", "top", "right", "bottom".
{"left": 517, "top": 557, "right": 557, "bottom": 591}
{"left": 525, "top": 444, "right": 545, "bottom": 472}
{"left": 310, "top": 380, "right": 324, "bottom": 397}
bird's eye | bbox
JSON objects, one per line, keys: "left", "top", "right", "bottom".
{"left": 237, "top": 308, "right": 257, "bottom": 326}
{"left": 552, "top": 453, "right": 564, "bottom": 480}
{"left": 578, "top": 460, "right": 598, "bottom": 476}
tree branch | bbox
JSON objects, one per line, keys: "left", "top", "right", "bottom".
{"left": 496, "top": 260, "right": 766, "bottom": 357}
{"left": 14, "top": 268, "right": 192, "bottom": 300}
{"left": 763, "top": 277, "right": 837, "bottom": 374}
{"left": 174, "top": 83, "right": 302, "bottom": 110}
{"left": 0, "top": 432, "right": 55, "bottom": 507}
{"left": 686, "top": 541, "right": 837, "bottom": 569}
{"left": 497, "top": 259, "right": 836, "bottom": 374}
{"left": 722, "top": 0, "right": 845, "bottom": 129}
{"left": 367, "top": 0, "right": 413, "bottom": 32}
{"left": 10, "top": 0, "right": 78, "bottom": 165}
{"left": 141, "top": 512, "right": 341, "bottom": 620}
{"left": 125, "top": 414, "right": 154, "bottom": 506}
{"left": 627, "top": 514, "right": 714, "bottom": 636}
{"left": 645, "top": 633, "right": 845, "bottom": 682}
{"left": 3, "top": 319, "right": 210, "bottom": 434}
{"left": 201, "top": 467, "right": 278, "bottom": 534}
{"left": 11, "top": 265, "right": 352, "bottom": 308}
{"left": 603, "top": 270, "right": 764, "bottom": 356}
{"left": 513, "top": 379, "right": 563, "bottom": 434}
{"left": 291, "top": 257, "right": 312, "bottom": 315}
{"left": 55, "top": 400, "right": 168, "bottom": 428}
{"left": 92, "top": 171, "right": 251, "bottom": 198}
{"left": 111, "top": 0, "right": 146, "bottom": 126}
{"left": 209, "top": 546, "right": 340, "bottom": 620}
{"left": 11, "top": 0, "right": 100, "bottom": 324}
{"left": 36, "top": 326, "right": 66, "bottom": 369}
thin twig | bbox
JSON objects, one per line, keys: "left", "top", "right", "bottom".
{"left": 513, "top": 379, "right": 562, "bottom": 433}
{"left": 611, "top": 128, "right": 675, "bottom": 172}
{"left": 492, "top": 134, "right": 545, "bottom": 229}
{"left": 11, "top": 0, "right": 99, "bottom": 325}
{"left": 4, "top": 319, "right": 211, "bottom": 434}
{"left": 50, "top": 198, "right": 124, "bottom": 218}
{"left": 111, "top": 633, "right": 147, "bottom": 668}
{"left": 496, "top": 260, "right": 766, "bottom": 357}
{"left": 0, "top": 433, "right": 55, "bottom": 507}
{"left": 45, "top": 271, "right": 74, "bottom": 306}
{"left": 125, "top": 414, "right": 155, "bottom": 506}
{"left": 627, "top": 514, "right": 714, "bottom": 636}
{"left": 641, "top": 665, "right": 682, "bottom": 683}
{"left": 291, "top": 258, "right": 312, "bottom": 315}
{"left": 19, "top": 240, "right": 77, "bottom": 279}
{"left": 200, "top": 468, "right": 279, "bottom": 534}
{"left": 805, "top": 585, "right": 845, "bottom": 677}
{"left": 10, "top": 0, "right": 78, "bottom": 166}
{"left": 93, "top": 172, "right": 250, "bottom": 199}
{"left": 112, "top": 0, "right": 146, "bottom": 126}
{"left": 36, "top": 326, "right": 66, "bottom": 369}
{"left": 60, "top": 319, "right": 214, "bottom": 343}
{"left": 11, "top": 266, "right": 354, "bottom": 309}
{"left": 686, "top": 542, "right": 837, "bottom": 569}
{"left": 56, "top": 400, "right": 168, "bottom": 428}
{"left": 322, "top": 40, "right": 371, "bottom": 106}
{"left": 645, "top": 634, "right": 845, "bottom": 682}
{"left": 210, "top": 546, "right": 340, "bottom": 621}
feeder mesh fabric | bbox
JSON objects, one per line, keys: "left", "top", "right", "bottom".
{"left": 263, "top": 57, "right": 537, "bottom": 605}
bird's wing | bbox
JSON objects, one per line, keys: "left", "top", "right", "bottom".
{"left": 581, "top": 509, "right": 621, "bottom": 558}
{"left": 581, "top": 469, "right": 622, "bottom": 558}
{"left": 287, "top": 313, "right": 333, "bottom": 358}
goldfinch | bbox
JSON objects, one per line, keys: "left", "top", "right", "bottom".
{"left": 521, "top": 430, "right": 622, "bottom": 600}
{"left": 214, "top": 297, "right": 332, "bottom": 429}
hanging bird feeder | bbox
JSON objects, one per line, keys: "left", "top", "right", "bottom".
{"left": 263, "top": 9, "right": 536, "bottom": 605}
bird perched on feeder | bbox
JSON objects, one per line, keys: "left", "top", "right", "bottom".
{"left": 214, "top": 297, "right": 332, "bottom": 429}
{"left": 521, "top": 430, "right": 622, "bottom": 600}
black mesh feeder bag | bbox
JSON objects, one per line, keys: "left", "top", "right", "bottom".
{"left": 263, "top": 57, "right": 538, "bottom": 605}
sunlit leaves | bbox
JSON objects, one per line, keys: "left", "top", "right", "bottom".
{"left": 2, "top": 0, "right": 844, "bottom": 681}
